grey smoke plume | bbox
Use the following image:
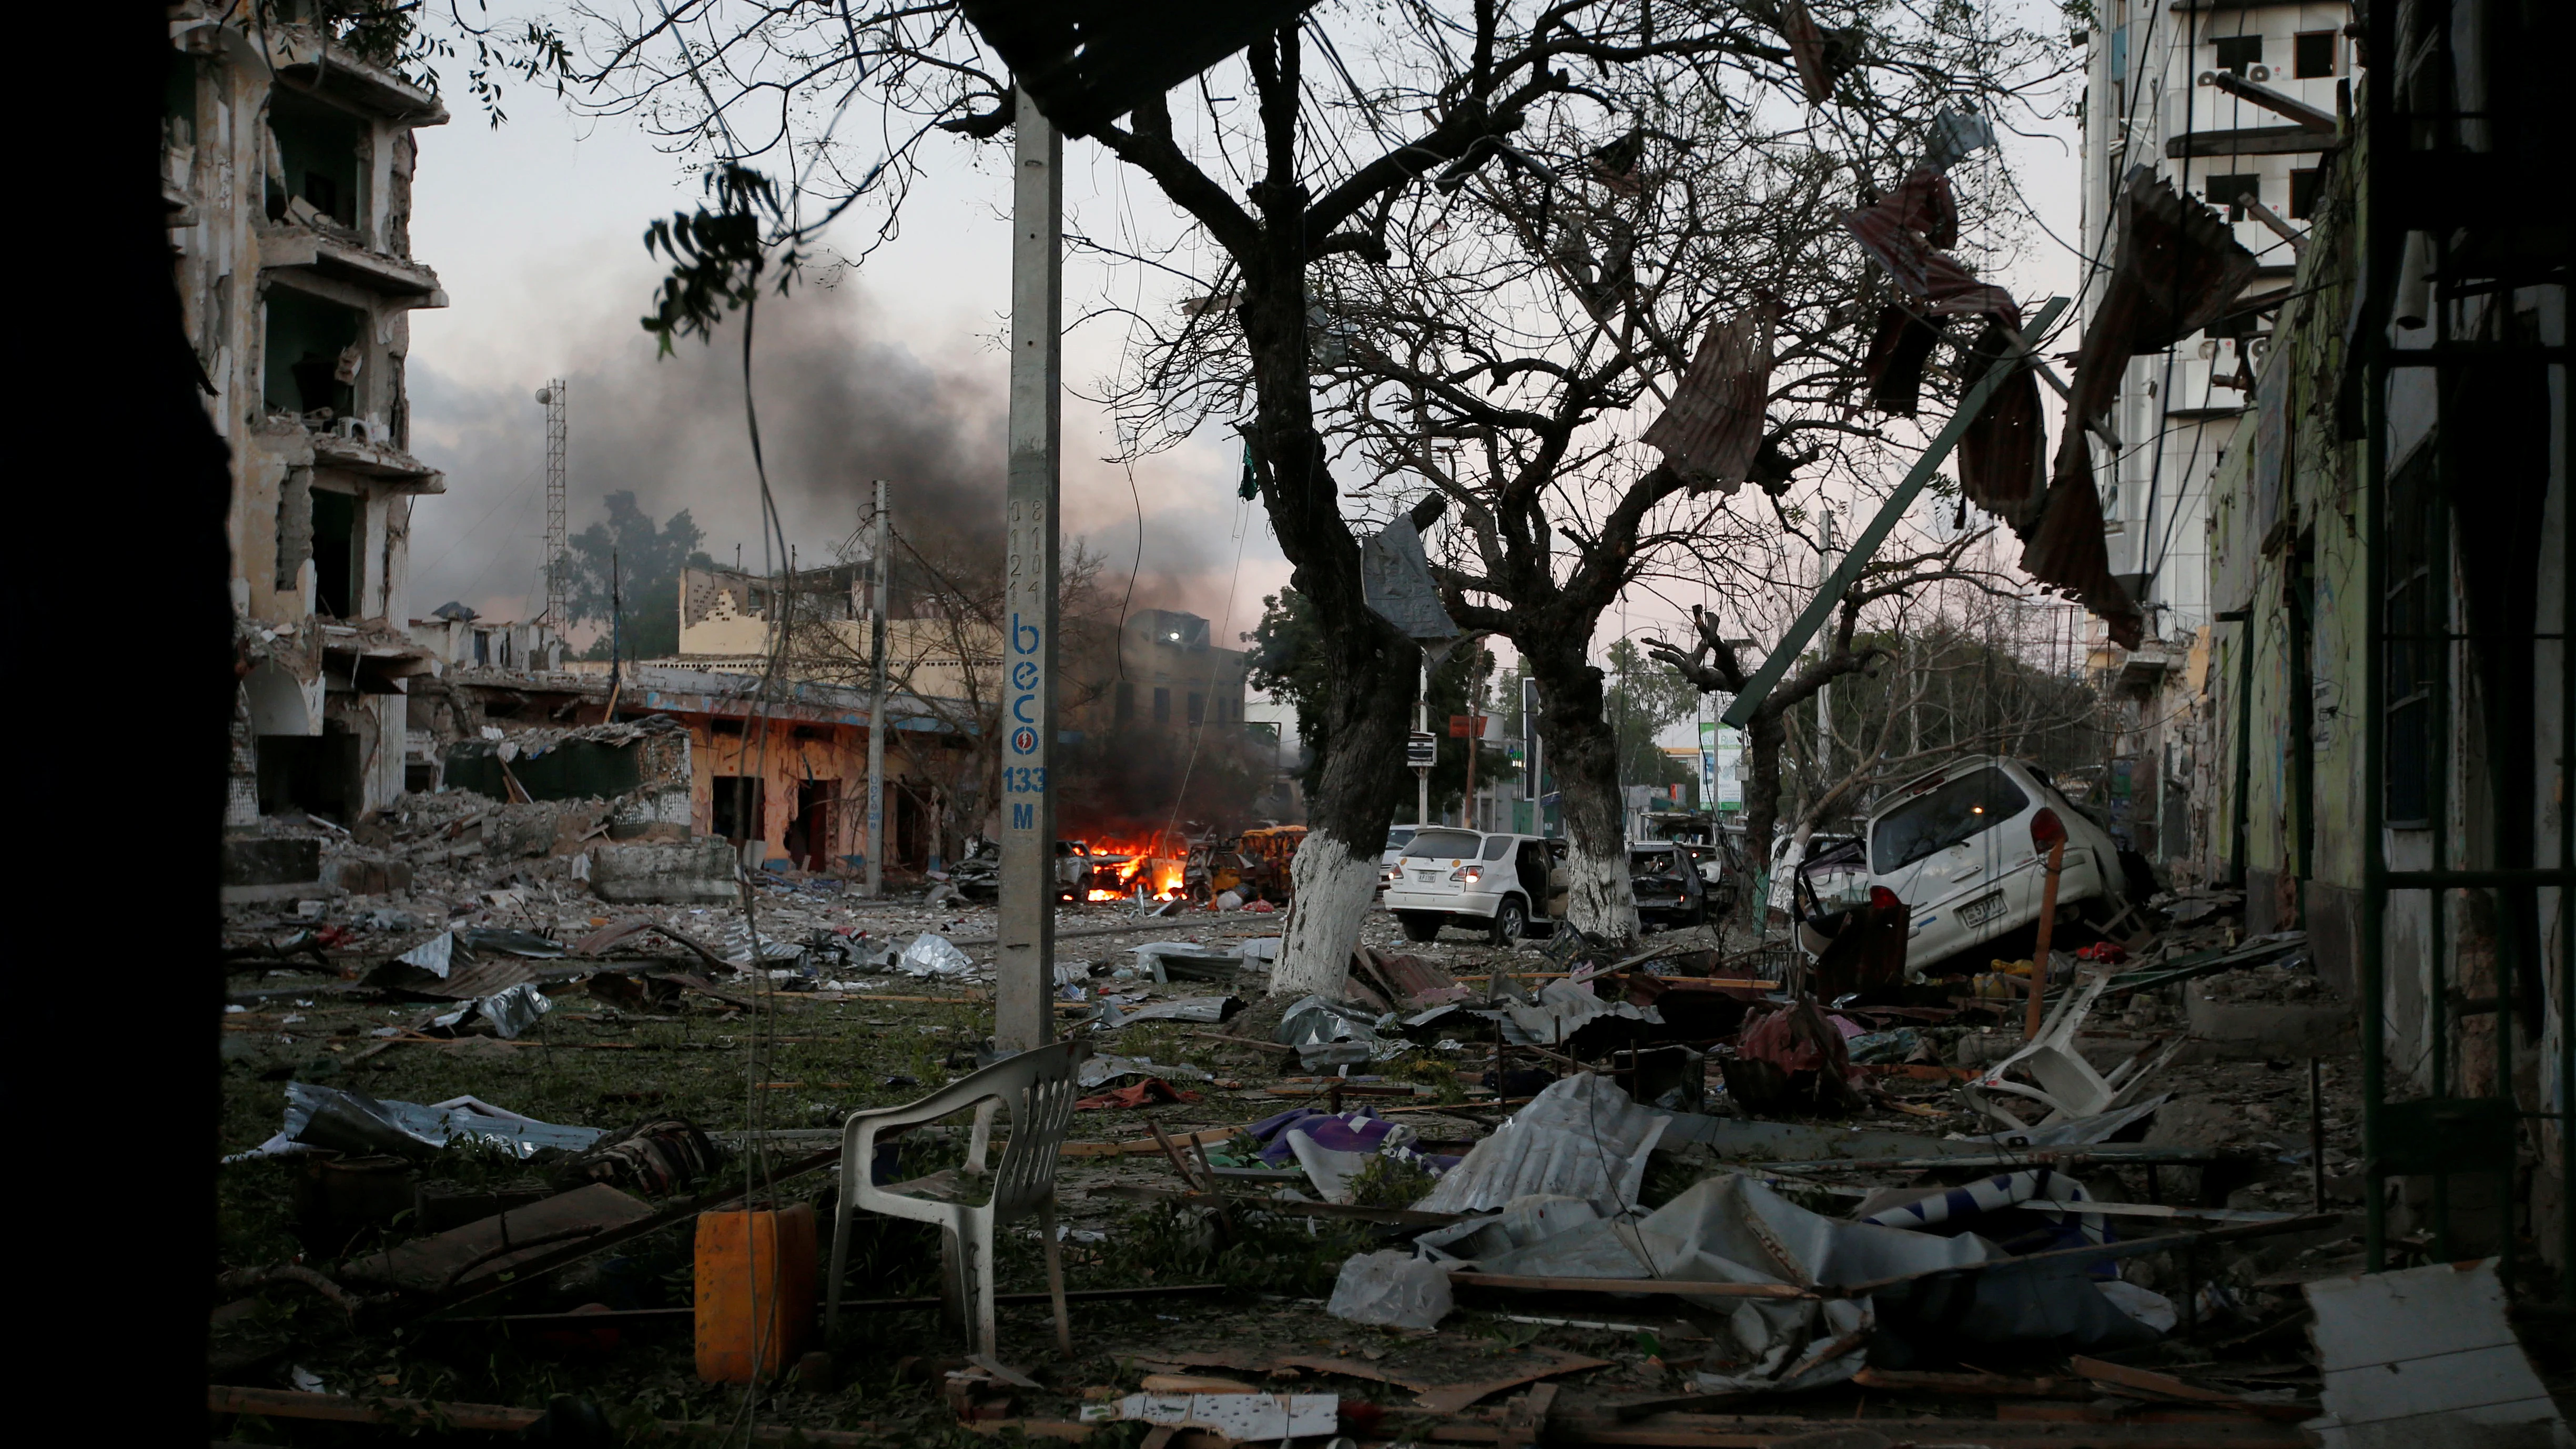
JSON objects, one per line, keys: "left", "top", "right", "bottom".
{"left": 405, "top": 278, "right": 1272, "bottom": 634}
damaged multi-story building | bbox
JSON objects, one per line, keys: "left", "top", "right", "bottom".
{"left": 2071, "top": 1, "right": 2355, "bottom": 872}
{"left": 176, "top": 6, "right": 448, "bottom": 827}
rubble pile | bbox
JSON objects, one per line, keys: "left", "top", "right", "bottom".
{"left": 210, "top": 842, "right": 2573, "bottom": 1448}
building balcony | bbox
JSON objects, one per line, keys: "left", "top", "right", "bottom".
{"left": 257, "top": 221, "right": 447, "bottom": 305}
{"left": 310, "top": 425, "right": 444, "bottom": 491}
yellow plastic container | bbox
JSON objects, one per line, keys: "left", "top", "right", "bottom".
{"left": 694, "top": 1203, "right": 816, "bottom": 1384}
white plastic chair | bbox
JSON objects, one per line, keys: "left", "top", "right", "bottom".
{"left": 825, "top": 1040, "right": 1082, "bottom": 1356}
{"left": 1964, "top": 970, "right": 2182, "bottom": 1131}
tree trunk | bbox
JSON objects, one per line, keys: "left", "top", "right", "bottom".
{"left": 1235, "top": 155, "right": 1419, "bottom": 999}
{"left": 1528, "top": 648, "right": 1638, "bottom": 943}
{"left": 1742, "top": 709, "right": 1788, "bottom": 879}
{"left": 1271, "top": 611, "right": 1418, "bottom": 995}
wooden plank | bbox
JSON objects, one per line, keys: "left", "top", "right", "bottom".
{"left": 1059, "top": 1127, "right": 1240, "bottom": 1158}
{"left": 1544, "top": 1410, "right": 2311, "bottom": 1447}
{"left": 209, "top": 1386, "right": 885, "bottom": 1444}
{"left": 1850, "top": 1366, "right": 2090, "bottom": 1400}
{"left": 1092, "top": 1183, "right": 1466, "bottom": 1228}
{"left": 1447, "top": 1272, "right": 1816, "bottom": 1301}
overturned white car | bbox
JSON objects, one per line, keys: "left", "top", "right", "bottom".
{"left": 1861, "top": 756, "right": 2138, "bottom": 975}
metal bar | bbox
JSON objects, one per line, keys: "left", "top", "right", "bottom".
{"left": 2206, "top": 70, "right": 2339, "bottom": 133}
{"left": 995, "top": 86, "right": 1062, "bottom": 1054}
{"left": 1723, "top": 296, "right": 2067, "bottom": 728}
{"left": 2358, "top": 0, "right": 2392, "bottom": 1273}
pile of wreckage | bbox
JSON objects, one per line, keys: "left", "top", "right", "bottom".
{"left": 210, "top": 889, "right": 2569, "bottom": 1448}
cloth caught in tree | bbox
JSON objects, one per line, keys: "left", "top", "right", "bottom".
{"left": 2031, "top": 169, "right": 2255, "bottom": 650}
{"left": 1642, "top": 303, "right": 1779, "bottom": 493}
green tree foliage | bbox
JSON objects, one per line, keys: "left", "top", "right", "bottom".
{"left": 1245, "top": 589, "right": 1515, "bottom": 819}
{"left": 560, "top": 491, "right": 714, "bottom": 661}
{"left": 1604, "top": 639, "right": 1700, "bottom": 793}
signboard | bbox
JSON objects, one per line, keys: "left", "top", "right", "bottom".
{"left": 1699, "top": 716, "right": 1746, "bottom": 812}
{"left": 1521, "top": 677, "right": 1544, "bottom": 801}
{"left": 1405, "top": 732, "right": 1437, "bottom": 769}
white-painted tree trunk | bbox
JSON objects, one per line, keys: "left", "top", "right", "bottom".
{"left": 1269, "top": 830, "right": 1380, "bottom": 997}
{"left": 1562, "top": 836, "right": 1640, "bottom": 940}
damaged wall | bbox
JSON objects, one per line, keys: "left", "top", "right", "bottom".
{"left": 2203, "top": 89, "right": 2569, "bottom": 1270}
{"left": 175, "top": 8, "right": 450, "bottom": 824}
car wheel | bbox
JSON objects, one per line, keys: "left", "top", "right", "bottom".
{"left": 1490, "top": 896, "right": 1528, "bottom": 947}
{"left": 1397, "top": 911, "right": 1443, "bottom": 943}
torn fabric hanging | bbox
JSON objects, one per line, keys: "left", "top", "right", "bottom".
{"left": 2030, "top": 168, "right": 2257, "bottom": 650}
{"left": 1952, "top": 317, "right": 2051, "bottom": 530}
{"left": 1641, "top": 303, "right": 1778, "bottom": 493}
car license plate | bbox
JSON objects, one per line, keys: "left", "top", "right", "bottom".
{"left": 1958, "top": 891, "right": 2007, "bottom": 928}
{"left": 1416, "top": 870, "right": 1440, "bottom": 883}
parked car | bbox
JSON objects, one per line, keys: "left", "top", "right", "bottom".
{"left": 1860, "top": 756, "right": 2132, "bottom": 975}
{"left": 1383, "top": 828, "right": 1566, "bottom": 945}
{"left": 1628, "top": 841, "right": 1708, "bottom": 928}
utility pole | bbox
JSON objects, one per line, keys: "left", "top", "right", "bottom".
{"left": 865, "top": 481, "right": 889, "bottom": 899}
{"left": 605, "top": 550, "right": 622, "bottom": 718}
{"left": 536, "top": 381, "right": 567, "bottom": 634}
{"left": 993, "top": 88, "right": 1060, "bottom": 1056}
{"left": 1416, "top": 658, "right": 1431, "bottom": 827}
{"left": 1814, "top": 510, "right": 1835, "bottom": 785}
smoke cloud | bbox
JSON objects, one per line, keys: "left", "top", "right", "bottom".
{"left": 405, "top": 277, "right": 1273, "bottom": 643}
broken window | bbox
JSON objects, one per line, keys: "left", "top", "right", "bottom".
{"left": 1869, "top": 767, "right": 2030, "bottom": 874}
{"left": 1401, "top": 828, "right": 1483, "bottom": 859}
{"left": 2289, "top": 167, "right": 2325, "bottom": 220}
{"left": 709, "top": 717, "right": 746, "bottom": 736}
{"left": 165, "top": 55, "right": 199, "bottom": 148}
{"left": 2208, "top": 173, "right": 2262, "bottom": 222}
{"left": 1114, "top": 680, "right": 1134, "bottom": 723}
{"left": 2211, "top": 34, "right": 2263, "bottom": 76}
{"left": 258, "top": 725, "right": 363, "bottom": 824}
{"left": 268, "top": 89, "right": 364, "bottom": 228}
{"left": 2293, "top": 31, "right": 2336, "bottom": 79}
{"left": 264, "top": 287, "right": 364, "bottom": 418}
{"left": 1153, "top": 687, "right": 1171, "bottom": 724}
{"left": 309, "top": 487, "right": 359, "bottom": 618}
{"left": 1186, "top": 692, "right": 1204, "bottom": 725}
{"left": 712, "top": 775, "right": 763, "bottom": 843}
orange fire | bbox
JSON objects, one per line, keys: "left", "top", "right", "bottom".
{"left": 1079, "top": 833, "right": 1190, "bottom": 898}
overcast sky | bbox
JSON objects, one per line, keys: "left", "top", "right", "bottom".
{"left": 400, "top": 8, "right": 2086, "bottom": 690}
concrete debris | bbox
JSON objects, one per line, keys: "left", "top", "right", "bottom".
{"left": 2304, "top": 1259, "right": 2571, "bottom": 1448}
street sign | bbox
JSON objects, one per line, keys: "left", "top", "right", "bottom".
{"left": 1405, "top": 732, "right": 1437, "bottom": 769}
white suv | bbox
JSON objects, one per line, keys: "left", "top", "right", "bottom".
{"left": 1863, "top": 757, "right": 2128, "bottom": 975}
{"left": 1382, "top": 828, "right": 1558, "bottom": 945}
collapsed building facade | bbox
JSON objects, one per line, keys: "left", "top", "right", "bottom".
{"left": 181, "top": 8, "right": 449, "bottom": 829}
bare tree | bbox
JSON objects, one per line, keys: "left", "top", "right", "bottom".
{"left": 1648, "top": 530, "right": 2009, "bottom": 873}
{"left": 579, "top": 1, "right": 2066, "bottom": 992}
